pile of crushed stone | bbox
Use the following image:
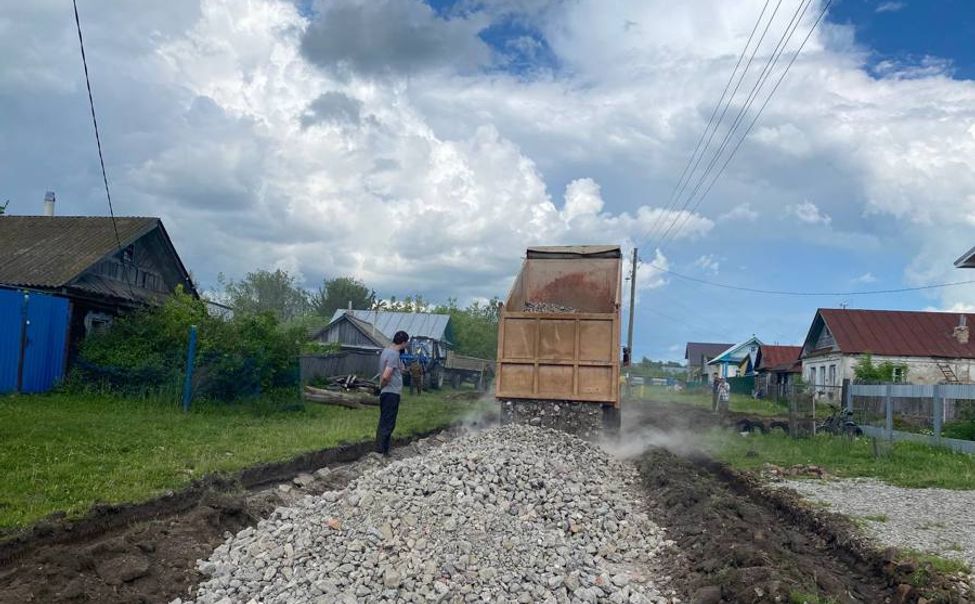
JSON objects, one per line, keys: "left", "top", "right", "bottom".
{"left": 181, "top": 424, "right": 675, "bottom": 604}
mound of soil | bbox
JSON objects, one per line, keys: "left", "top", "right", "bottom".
{"left": 638, "top": 448, "right": 891, "bottom": 603}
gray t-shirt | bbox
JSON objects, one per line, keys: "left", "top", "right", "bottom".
{"left": 379, "top": 347, "right": 404, "bottom": 395}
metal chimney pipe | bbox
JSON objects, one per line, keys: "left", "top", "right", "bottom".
{"left": 43, "top": 191, "right": 56, "bottom": 217}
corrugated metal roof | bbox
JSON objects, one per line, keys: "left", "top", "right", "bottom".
{"left": 818, "top": 308, "right": 975, "bottom": 359}
{"left": 756, "top": 345, "right": 802, "bottom": 371}
{"left": 0, "top": 216, "right": 158, "bottom": 288}
{"left": 684, "top": 342, "right": 734, "bottom": 365}
{"left": 343, "top": 314, "right": 392, "bottom": 347}
{"left": 330, "top": 309, "right": 452, "bottom": 342}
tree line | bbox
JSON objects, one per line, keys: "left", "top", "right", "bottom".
{"left": 218, "top": 269, "right": 501, "bottom": 360}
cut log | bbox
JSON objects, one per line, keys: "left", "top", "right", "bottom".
{"left": 303, "top": 385, "right": 377, "bottom": 409}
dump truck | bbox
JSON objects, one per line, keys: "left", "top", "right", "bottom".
{"left": 495, "top": 245, "right": 623, "bottom": 435}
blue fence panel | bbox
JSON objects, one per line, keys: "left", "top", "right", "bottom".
{"left": 21, "top": 292, "right": 70, "bottom": 393}
{"left": 0, "top": 289, "right": 26, "bottom": 393}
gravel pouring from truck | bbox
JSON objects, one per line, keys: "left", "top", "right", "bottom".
{"left": 495, "top": 245, "right": 623, "bottom": 434}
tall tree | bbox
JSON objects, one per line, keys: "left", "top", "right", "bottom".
{"left": 434, "top": 297, "right": 502, "bottom": 359}
{"left": 220, "top": 269, "right": 310, "bottom": 321}
{"left": 310, "top": 276, "right": 376, "bottom": 318}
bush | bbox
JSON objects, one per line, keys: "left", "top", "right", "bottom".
{"left": 854, "top": 354, "right": 908, "bottom": 383}
{"left": 72, "top": 288, "right": 302, "bottom": 401}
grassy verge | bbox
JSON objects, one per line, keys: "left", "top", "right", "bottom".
{"left": 636, "top": 385, "right": 790, "bottom": 416}
{"left": 705, "top": 429, "right": 975, "bottom": 489}
{"left": 0, "top": 390, "right": 491, "bottom": 531}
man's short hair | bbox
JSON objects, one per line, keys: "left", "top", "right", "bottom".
{"left": 393, "top": 331, "right": 410, "bottom": 344}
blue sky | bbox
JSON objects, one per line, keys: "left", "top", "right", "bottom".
{"left": 2, "top": 0, "right": 974, "bottom": 363}
{"left": 830, "top": 0, "right": 975, "bottom": 80}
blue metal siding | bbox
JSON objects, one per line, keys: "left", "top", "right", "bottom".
{"left": 22, "top": 292, "right": 70, "bottom": 393}
{"left": 0, "top": 288, "right": 70, "bottom": 394}
{"left": 0, "top": 289, "right": 25, "bottom": 393}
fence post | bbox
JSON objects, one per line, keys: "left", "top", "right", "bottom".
{"left": 933, "top": 384, "right": 944, "bottom": 442}
{"left": 788, "top": 387, "right": 797, "bottom": 437}
{"left": 182, "top": 325, "right": 198, "bottom": 413}
{"left": 842, "top": 378, "right": 852, "bottom": 412}
{"left": 884, "top": 383, "right": 893, "bottom": 440}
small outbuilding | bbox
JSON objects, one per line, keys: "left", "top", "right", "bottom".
{"left": 0, "top": 215, "right": 195, "bottom": 392}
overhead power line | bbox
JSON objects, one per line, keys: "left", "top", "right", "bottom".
{"left": 641, "top": 0, "right": 775, "bottom": 247}
{"left": 644, "top": 261, "right": 975, "bottom": 297}
{"left": 73, "top": 0, "right": 122, "bottom": 252}
{"left": 654, "top": 0, "right": 821, "bottom": 252}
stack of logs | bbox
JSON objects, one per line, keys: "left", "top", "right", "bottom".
{"left": 302, "top": 374, "right": 380, "bottom": 409}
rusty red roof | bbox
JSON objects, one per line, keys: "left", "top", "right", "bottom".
{"left": 756, "top": 345, "right": 802, "bottom": 371}
{"left": 816, "top": 308, "right": 975, "bottom": 359}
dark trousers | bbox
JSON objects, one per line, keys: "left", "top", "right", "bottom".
{"left": 376, "top": 392, "right": 401, "bottom": 455}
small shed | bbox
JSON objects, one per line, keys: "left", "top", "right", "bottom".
{"left": 0, "top": 215, "right": 196, "bottom": 392}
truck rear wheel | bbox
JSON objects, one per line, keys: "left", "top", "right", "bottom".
{"left": 602, "top": 404, "right": 621, "bottom": 435}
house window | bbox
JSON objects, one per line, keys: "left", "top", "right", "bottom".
{"left": 809, "top": 367, "right": 817, "bottom": 385}
{"left": 819, "top": 366, "right": 826, "bottom": 387}
{"left": 828, "top": 364, "right": 836, "bottom": 385}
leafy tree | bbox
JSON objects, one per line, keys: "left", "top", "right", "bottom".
{"left": 854, "top": 353, "right": 908, "bottom": 383}
{"left": 380, "top": 295, "right": 430, "bottom": 313}
{"left": 310, "top": 276, "right": 376, "bottom": 318}
{"left": 220, "top": 269, "right": 310, "bottom": 321}
{"left": 433, "top": 298, "right": 501, "bottom": 359}
{"left": 74, "top": 287, "right": 303, "bottom": 400}
{"left": 0, "top": 200, "right": 8, "bottom": 215}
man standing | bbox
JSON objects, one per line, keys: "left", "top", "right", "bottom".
{"left": 376, "top": 330, "right": 409, "bottom": 457}
{"left": 409, "top": 359, "right": 424, "bottom": 395}
{"left": 711, "top": 375, "right": 720, "bottom": 413}
{"left": 717, "top": 378, "right": 731, "bottom": 414}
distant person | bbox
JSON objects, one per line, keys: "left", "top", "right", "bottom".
{"left": 711, "top": 376, "right": 720, "bottom": 412}
{"left": 376, "top": 330, "right": 410, "bottom": 457}
{"left": 409, "top": 359, "right": 424, "bottom": 395}
{"left": 718, "top": 378, "right": 731, "bottom": 413}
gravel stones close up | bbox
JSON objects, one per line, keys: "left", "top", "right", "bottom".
{"left": 183, "top": 425, "right": 673, "bottom": 604}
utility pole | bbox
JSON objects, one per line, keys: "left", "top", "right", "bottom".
{"left": 626, "top": 247, "right": 637, "bottom": 367}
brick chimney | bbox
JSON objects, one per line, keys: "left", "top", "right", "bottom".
{"left": 953, "top": 315, "right": 969, "bottom": 345}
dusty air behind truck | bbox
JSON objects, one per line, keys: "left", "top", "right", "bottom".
{"left": 495, "top": 245, "right": 623, "bottom": 437}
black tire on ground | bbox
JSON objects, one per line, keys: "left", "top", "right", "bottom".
{"left": 769, "top": 420, "right": 790, "bottom": 433}
{"left": 845, "top": 424, "right": 864, "bottom": 438}
{"left": 429, "top": 367, "right": 444, "bottom": 390}
{"left": 735, "top": 418, "right": 767, "bottom": 433}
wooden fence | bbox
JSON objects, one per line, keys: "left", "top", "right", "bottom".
{"left": 300, "top": 349, "right": 381, "bottom": 384}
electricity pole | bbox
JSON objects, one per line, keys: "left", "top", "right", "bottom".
{"left": 626, "top": 247, "right": 637, "bottom": 367}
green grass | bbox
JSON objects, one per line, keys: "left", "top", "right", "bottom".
{"left": 861, "top": 514, "right": 889, "bottom": 523}
{"left": 0, "top": 390, "right": 491, "bottom": 531}
{"left": 706, "top": 429, "right": 975, "bottom": 490}
{"left": 899, "top": 550, "right": 971, "bottom": 587}
{"left": 636, "top": 385, "right": 790, "bottom": 416}
{"left": 789, "top": 591, "right": 836, "bottom": 604}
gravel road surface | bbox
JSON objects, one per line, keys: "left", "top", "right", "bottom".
{"left": 783, "top": 477, "right": 975, "bottom": 568}
{"left": 181, "top": 425, "right": 677, "bottom": 604}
